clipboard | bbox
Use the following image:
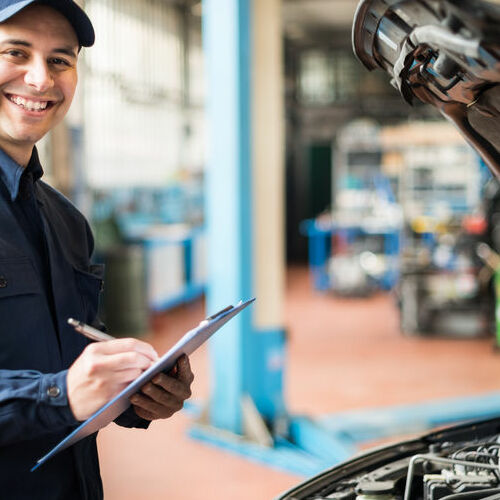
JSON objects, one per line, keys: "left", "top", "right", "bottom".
{"left": 32, "top": 298, "right": 255, "bottom": 471}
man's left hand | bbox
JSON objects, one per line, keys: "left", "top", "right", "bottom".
{"left": 130, "top": 355, "right": 194, "bottom": 421}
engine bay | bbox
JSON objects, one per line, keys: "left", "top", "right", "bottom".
{"left": 277, "top": 419, "right": 500, "bottom": 500}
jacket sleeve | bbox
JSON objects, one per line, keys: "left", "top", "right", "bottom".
{"left": 0, "top": 369, "right": 78, "bottom": 446}
{"left": 0, "top": 366, "right": 149, "bottom": 447}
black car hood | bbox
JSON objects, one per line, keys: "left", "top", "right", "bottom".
{"left": 277, "top": 417, "right": 500, "bottom": 499}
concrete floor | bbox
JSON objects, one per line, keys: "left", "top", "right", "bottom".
{"left": 98, "top": 266, "right": 500, "bottom": 500}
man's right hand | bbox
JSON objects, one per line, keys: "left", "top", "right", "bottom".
{"left": 66, "top": 339, "right": 159, "bottom": 421}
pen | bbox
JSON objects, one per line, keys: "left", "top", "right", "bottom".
{"left": 67, "top": 318, "right": 116, "bottom": 342}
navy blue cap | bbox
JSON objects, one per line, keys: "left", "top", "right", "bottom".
{"left": 0, "top": 0, "right": 95, "bottom": 47}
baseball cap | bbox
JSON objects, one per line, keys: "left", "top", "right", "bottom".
{"left": 0, "top": 0, "right": 95, "bottom": 47}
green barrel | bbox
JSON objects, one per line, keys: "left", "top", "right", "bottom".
{"left": 103, "top": 245, "right": 149, "bottom": 337}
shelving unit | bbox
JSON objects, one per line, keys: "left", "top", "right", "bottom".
{"left": 380, "top": 122, "right": 481, "bottom": 218}
{"left": 301, "top": 120, "right": 402, "bottom": 295}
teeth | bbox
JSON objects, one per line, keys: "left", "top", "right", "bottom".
{"left": 9, "top": 95, "right": 49, "bottom": 111}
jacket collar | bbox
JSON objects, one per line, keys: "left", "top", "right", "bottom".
{"left": 0, "top": 147, "right": 44, "bottom": 202}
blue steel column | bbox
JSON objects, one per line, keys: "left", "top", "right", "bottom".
{"left": 202, "top": 0, "right": 253, "bottom": 434}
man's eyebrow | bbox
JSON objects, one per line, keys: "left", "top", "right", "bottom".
{"left": 53, "top": 46, "right": 78, "bottom": 58}
{"left": 0, "top": 39, "right": 77, "bottom": 58}
{"left": 0, "top": 39, "right": 31, "bottom": 47}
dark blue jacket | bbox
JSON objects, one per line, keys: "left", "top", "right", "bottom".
{"left": 0, "top": 148, "right": 147, "bottom": 499}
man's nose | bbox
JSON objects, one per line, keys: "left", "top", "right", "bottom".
{"left": 24, "top": 59, "right": 54, "bottom": 92}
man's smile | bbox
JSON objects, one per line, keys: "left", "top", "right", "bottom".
{"left": 4, "top": 93, "right": 56, "bottom": 113}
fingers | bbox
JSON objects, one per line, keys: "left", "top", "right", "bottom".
{"left": 88, "top": 338, "right": 158, "bottom": 362}
{"left": 68, "top": 338, "right": 162, "bottom": 421}
{"left": 143, "top": 378, "right": 191, "bottom": 404}
{"left": 150, "top": 373, "right": 192, "bottom": 400}
{"left": 129, "top": 357, "right": 195, "bottom": 421}
{"left": 112, "top": 368, "right": 144, "bottom": 384}
{"left": 131, "top": 392, "right": 182, "bottom": 418}
{"left": 132, "top": 405, "right": 155, "bottom": 421}
{"left": 80, "top": 339, "right": 159, "bottom": 378}
{"left": 100, "top": 351, "right": 155, "bottom": 373}
{"left": 176, "top": 355, "right": 194, "bottom": 385}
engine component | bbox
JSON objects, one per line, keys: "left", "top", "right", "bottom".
{"left": 356, "top": 480, "right": 396, "bottom": 500}
{"left": 405, "top": 453, "right": 500, "bottom": 500}
{"left": 352, "top": 0, "right": 500, "bottom": 177}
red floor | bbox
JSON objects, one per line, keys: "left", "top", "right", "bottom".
{"left": 98, "top": 266, "right": 500, "bottom": 499}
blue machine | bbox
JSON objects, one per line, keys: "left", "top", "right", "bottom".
{"left": 301, "top": 218, "right": 401, "bottom": 293}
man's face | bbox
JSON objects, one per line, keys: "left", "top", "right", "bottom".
{"left": 0, "top": 4, "right": 79, "bottom": 156}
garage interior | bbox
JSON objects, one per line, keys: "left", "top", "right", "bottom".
{"left": 38, "top": 0, "right": 500, "bottom": 498}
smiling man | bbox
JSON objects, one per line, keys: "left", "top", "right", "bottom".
{"left": 0, "top": 1, "right": 194, "bottom": 499}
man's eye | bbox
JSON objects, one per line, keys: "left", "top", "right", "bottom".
{"left": 5, "top": 50, "right": 25, "bottom": 58}
{"left": 49, "top": 58, "right": 71, "bottom": 67}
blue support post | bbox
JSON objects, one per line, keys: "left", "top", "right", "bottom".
{"left": 246, "top": 328, "right": 287, "bottom": 423}
{"left": 202, "top": 0, "right": 254, "bottom": 434}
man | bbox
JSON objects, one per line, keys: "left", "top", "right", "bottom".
{"left": 0, "top": 1, "right": 194, "bottom": 498}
